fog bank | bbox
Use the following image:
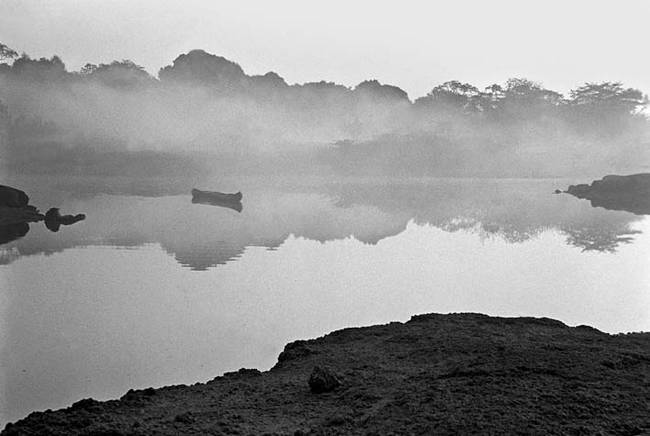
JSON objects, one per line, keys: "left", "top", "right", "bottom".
{"left": 0, "top": 47, "right": 648, "bottom": 177}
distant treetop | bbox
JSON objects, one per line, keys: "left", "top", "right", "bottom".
{"left": 10, "top": 54, "right": 68, "bottom": 82}
{"left": 569, "top": 82, "right": 648, "bottom": 115}
{"left": 158, "top": 49, "right": 246, "bottom": 90}
{"left": 79, "top": 60, "right": 155, "bottom": 88}
{"left": 0, "top": 43, "right": 18, "bottom": 62}
{"left": 354, "top": 79, "right": 409, "bottom": 102}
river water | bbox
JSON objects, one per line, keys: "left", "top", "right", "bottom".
{"left": 1, "top": 176, "right": 648, "bottom": 425}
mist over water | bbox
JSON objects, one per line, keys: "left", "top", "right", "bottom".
{"left": 0, "top": 35, "right": 649, "bottom": 430}
{"left": 1, "top": 176, "right": 649, "bottom": 425}
{"left": 0, "top": 47, "right": 648, "bottom": 178}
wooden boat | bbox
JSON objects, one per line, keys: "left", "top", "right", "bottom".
{"left": 191, "top": 189, "right": 243, "bottom": 203}
{"left": 192, "top": 197, "right": 243, "bottom": 212}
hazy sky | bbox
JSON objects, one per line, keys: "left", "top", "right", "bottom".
{"left": 1, "top": 0, "right": 649, "bottom": 99}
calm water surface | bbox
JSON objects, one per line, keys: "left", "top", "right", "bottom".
{"left": 1, "top": 176, "right": 649, "bottom": 424}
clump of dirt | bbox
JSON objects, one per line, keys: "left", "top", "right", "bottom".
{"left": 3, "top": 313, "right": 649, "bottom": 435}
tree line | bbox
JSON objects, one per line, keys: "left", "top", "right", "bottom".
{"left": 0, "top": 42, "right": 648, "bottom": 177}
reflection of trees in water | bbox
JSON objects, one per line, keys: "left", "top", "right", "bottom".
{"left": 0, "top": 223, "right": 28, "bottom": 265}
{"left": 0, "top": 191, "right": 404, "bottom": 269}
{"left": 323, "top": 180, "right": 645, "bottom": 253}
{"left": 173, "top": 249, "right": 242, "bottom": 270}
{"left": 169, "top": 243, "right": 246, "bottom": 271}
{"left": 433, "top": 216, "right": 640, "bottom": 252}
{"left": 449, "top": 212, "right": 641, "bottom": 252}
{"left": 0, "top": 245, "right": 21, "bottom": 265}
{"left": 442, "top": 209, "right": 642, "bottom": 253}
{"left": 1, "top": 180, "right": 646, "bottom": 270}
{"left": 478, "top": 225, "right": 548, "bottom": 245}
{"left": 563, "top": 228, "right": 641, "bottom": 253}
{"left": 434, "top": 217, "right": 550, "bottom": 244}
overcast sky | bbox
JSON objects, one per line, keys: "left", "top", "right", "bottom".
{"left": 1, "top": 0, "right": 648, "bottom": 99}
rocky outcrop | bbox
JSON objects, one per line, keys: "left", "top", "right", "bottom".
{"left": 566, "top": 173, "right": 650, "bottom": 215}
{"left": 3, "top": 312, "right": 648, "bottom": 435}
{"left": 0, "top": 185, "right": 29, "bottom": 208}
{"left": 0, "top": 186, "right": 44, "bottom": 227}
{"left": 0, "top": 185, "right": 86, "bottom": 239}
{"left": 0, "top": 222, "right": 29, "bottom": 245}
{"left": 0, "top": 206, "right": 44, "bottom": 227}
{"left": 44, "top": 208, "right": 86, "bottom": 232}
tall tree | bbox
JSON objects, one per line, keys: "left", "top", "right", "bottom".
{"left": 0, "top": 43, "right": 18, "bottom": 62}
{"left": 81, "top": 60, "right": 155, "bottom": 88}
{"left": 568, "top": 82, "right": 647, "bottom": 135}
{"left": 569, "top": 82, "right": 647, "bottom": 115}
{"left": 158, "top": 50, "right": 247, "bottom": 92}
{"left": 415, "top": 81, "right": 480, "bottom": 113}
{"left": 10, "top": 55, "right": 69, "bottom": 82}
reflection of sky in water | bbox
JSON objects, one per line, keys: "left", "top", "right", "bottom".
{"left": 0, "top": 177, "right": 649, "bottom": 425}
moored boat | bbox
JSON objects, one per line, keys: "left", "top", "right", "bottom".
{"left": 191, "top": 189, "right": 243, "bottom": 203}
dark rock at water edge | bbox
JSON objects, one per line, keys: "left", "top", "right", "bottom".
{"left": 0, "top": 185, "right": 43, "bottom": 227}
{"left": 566, "top": 173, "right": 650, "bottom": 215}
{"left": 2, "top": 312, "right": 649, "bottom": 435}
{"left": 0, "top": 222, "right": 29, "bottom": 245}
{"left": 44, "top": 208, "right": 86, "bottom": 232}
{"left": 0, "top": 205, "right": 44, "bottom": 227}
{"left": 0, "top": 185, "right": 29, "bottom": 208}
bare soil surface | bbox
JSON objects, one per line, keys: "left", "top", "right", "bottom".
{"left": 3, "top": 313, "right": 649, "bottom": 435}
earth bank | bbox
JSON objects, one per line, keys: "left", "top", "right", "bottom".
{"left": 2, "top": 313, "right": 649, "bottom": 435}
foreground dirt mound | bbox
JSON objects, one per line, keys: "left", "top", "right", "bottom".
{"left": 3, "top": 313, "right": 649, "bottom": 435}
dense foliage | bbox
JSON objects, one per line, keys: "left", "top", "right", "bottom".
{"left": 0, "top": 43, "right": 647, "bottom": 177}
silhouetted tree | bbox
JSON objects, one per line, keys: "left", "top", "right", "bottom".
{"left": 477, "top": 84, "right": 505, "bottom": 117}
{"left": 79, "top": 63, "right": 98, "bottom": 75}
{"left": 249, "top": 71, "right": 287, "bottom": 88}
{"left": 415, "top": 80, "right": 481, "bottom": 113}
{"left": 80, "top": 60, "right": 155, "bottom": 88}
{"left": 288, "top": 81, "right": 353, "bottom": 116}
{"left": 9, "top": 55, "right": 70, "bottom": 82}
{"left": 353, "top": 80, "right": 409, "bottom": 103}
{"left": 0, "top": 43, "right": 18, "bottom": 62}
{"left": 350, "top": 80, "right": 411, "bottom": 137}
{"left": 412, "top": 81, "right": 482, "bottom": 136}
{"left": 248, "top": 71, "right": 289, "bottom": 102}
{"left": 569, "top": 82, "right": 647, "bottom": 115}
{"left": 567, "top": 82, "right": 647, "bottom": 135}
{"left": 158, "top": 50, "right": 247, "bottom": 92}
{"left": 504, "top": 78, "right": 564, "bottom": 105}
{"left": 0, "top": 45, "right": 647, "bottom": 177}
{"left": 496, "top": 78, "right": 565, "bottom": 122}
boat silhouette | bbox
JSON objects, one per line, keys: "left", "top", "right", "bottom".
{"left": 191, "top": 189, "right": 243, "bottom": 213}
